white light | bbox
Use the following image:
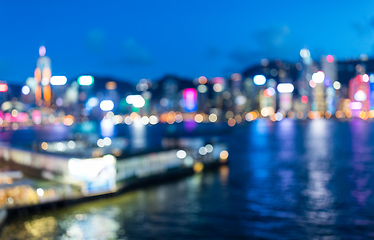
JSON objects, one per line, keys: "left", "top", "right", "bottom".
{"left": 277, "top": 83, "right": 294, "bottom": 93}
{"left": 36, "top": 188, "right": 44, "bottom": 197}
{"left": 261, "top": 108, "right": 269, "bottom": 117}
{"left": 50, "top": 76, "right": 67, "bottom": 86}
{"left": 97, "top": 139, "right": 105, "bottom": 148}
{"left": 198, "top": 85, "right": 207, "bottom": 93}
{"left": 267, "top": 87, "right": 275, "bottom": 96}
{"left": 300, "top": 49, "right": 310, "bottom": 59}
{"left": 184, "top": 156, "right": 194, "bottom": 166}
{"left": 126, "top": 95, "right": 145, "bottom": 108}
{"left": 176, "top": 150, "right": 187, "bottom": 159}
{"left": 141, "top": 116, "right": 149, "bottom": 125}
{"left": 56, "top": 142, "right": 65, "bottom": 151}
{"left": 275, "top": 112, "right": 283, "bottom": 121}
{"left": 354, "top": 90, "right": 367, "bottom": 101}
{"left": 103, "top": 137, "right": 112, "bottom": 146}
{"left": 350, "top": 101, "right": 362, "bottom": 110}
{"left": 41, "top": 77, "right": 49, "bottom": 86}
{"left": 370, "top": 74, "right": 374, "bottom": 83}
{"left": 100, "top": 100, "right": 114, "bottom": 111}
{"left": 333, "top": 81, "right": 341, "bottom": 90}
{"left": 205, "top": 144, "right": 213, "bottom": 153}
{"left": 235, "top": 96, "right": 247, "bottom": 105}
{"left": 68, "top": 140, "right": 76, "bottom": 149}
{"left": 363, "top": 74, "right": 369, "bottom": 82}
{"left": 213, "top": 84, "right": 223, "bottom": 92}
{"left": 149, "top": 115, "right": 158, "bottom": 125}
{"left": 199, "top": 147, "right": 207, "bottom": 155}
{"left": 253, "top": 75, "right": 266, "bottom": 86}
{"left": 21, "top": 85, "right": 30, "bottom": 95}
{"left": 312, "top": 71, "right": 325, "bottom": 83}
{"left": 124, "top": 116, "right": 132, "bottom": 125}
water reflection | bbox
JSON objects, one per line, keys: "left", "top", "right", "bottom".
{"left": 4, "top": 120, "right": 374, "bottom": 238}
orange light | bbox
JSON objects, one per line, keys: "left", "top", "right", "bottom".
{"left": 227, "top": 118, "right": 236, "bottom": 127}
{"left": 105, "top": 81, "right": 117, "bottom": 90}
{"left": 198, "top": 76, "right": 207, "bottom": 85}
{"left": 34, "top": 68, "right": 41, "bottom": 82}
{"left": 42, "top": 68, "right": 51, "bottom": 80}
{"left": 63, "top": 115, "right": 74, "bottom": 126}
{"left": 43, "top": 85, "right": 51, "bottom": 107}
{"left": 264, "top": 89, "right": 271, "bottom": 98}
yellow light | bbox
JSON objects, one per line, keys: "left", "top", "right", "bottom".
{"left": 11, "top": 109, "right": 18, "bottom": 117}
{"left": 209, "top": 113, "right": 217, "bottom": 122}
{"left": 369, "top": 110, "right": 374, "bottom": 118}
{"left": 194, "top": 114, "right": 203, "bottom": 123}
{"left": 261, "top": 108, "right": 269, "bottom": 117}
{"left": 41, "top": 142, "right": 48, "bottom": 150}
{"left": 220, "top": 150, "right": 229, "bottom": 160}
{"left": 360, "top": 111, "right": 367, "bottom": 120}
{"left": 193, "top": 162, "right": 204, "bottom": 173}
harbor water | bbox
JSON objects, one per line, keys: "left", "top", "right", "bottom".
{"left": 2, "top": 119, "right": 374, "bottom": 239}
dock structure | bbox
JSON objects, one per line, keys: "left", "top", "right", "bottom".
{"left": 0, "top": 141, "right": 228, "bottom": 219}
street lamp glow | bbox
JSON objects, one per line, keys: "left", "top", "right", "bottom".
{"left": 77, "top": 75, "right": 94, "bottom": 86}
{"left": 277, "top": 83, "right": 294, "bottom": 93}
{"left": 253, "top": 75, "right": 266, "bottom": 86}
{"left": 100, "top": 100, "right": 114, "bottom": 111}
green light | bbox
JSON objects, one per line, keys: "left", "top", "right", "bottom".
{"left": 77, "top": 75, "right": 94, "bottom": 86}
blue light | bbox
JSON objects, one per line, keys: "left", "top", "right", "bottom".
{"left": 253, "top": 75, "right": 266, "bottom": 86}
{"left": 21, "top": 85, "right": 30, "bottom": 95}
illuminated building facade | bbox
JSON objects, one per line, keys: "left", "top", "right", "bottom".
{"left": 349, "top": 74, "right": 370, "bottom": 114}
{"left": 34, "top": 46, "right": 52, "bottom": 107}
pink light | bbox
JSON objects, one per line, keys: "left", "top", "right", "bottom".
{"left": 0, "top": 83, "right": 8, "bottom": 92}
{"left": 326, "top": 55, "right": 334, "bottom": 63}
{"left": 39, "top": 46, "right": 46, "bottom": 57}
{"left": 349, "top": 101, "right": 363, "bottom": 110}
{"left": 213, "top": 77, "right": 224, "bottom": 84}
{"left": 183, "top": 88, "right": 197, "bottom": 112}
{"left": 301, "top": 95, "right": 308, "bottom": 104}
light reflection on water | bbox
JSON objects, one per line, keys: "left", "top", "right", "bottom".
{"left": 4, "top": 120, "right": 374, "bottom": 238}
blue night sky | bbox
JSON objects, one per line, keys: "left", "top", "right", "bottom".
{"left": 1, "top": 0, "right": 374, "bottom": 85}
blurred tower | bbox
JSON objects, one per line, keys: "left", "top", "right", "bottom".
{"left": 34, "top": 46, "right": 52, "bottom": 107}
{"left": 299, "top": 49, "right": 313, "bottom": 113}
{"left": 321, "top": 55, "right": 337, "bottom": 113}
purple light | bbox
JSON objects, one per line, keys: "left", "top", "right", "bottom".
{"left": 324, "top": 77, "right": 332, "bottom": 87}
{"left": 349, "top": 101, "right": 363, "bottom": 110}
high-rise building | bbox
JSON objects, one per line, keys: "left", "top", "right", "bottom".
{"left": 34, "top": 46, "right": 52, "bottom": 107}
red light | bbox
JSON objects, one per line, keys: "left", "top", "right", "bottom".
{"left": 326, "top": 55, "right": 334, "bottom": 63}
{"left": 0, "top": 83, "right": 8, "bottom": 92}
{"left": 301, "top": 95, "right": 308, "bottom": 104}
{"left": 356, "top": 75, "right": 363, "bottom": 82}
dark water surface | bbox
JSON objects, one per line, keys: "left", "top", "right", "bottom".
{"left": 2, "top": 119, "right": 374, "bottom": 239}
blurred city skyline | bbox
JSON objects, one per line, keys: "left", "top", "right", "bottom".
{"left": 1, "top": 0, "right": 374, "bottom": 84}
